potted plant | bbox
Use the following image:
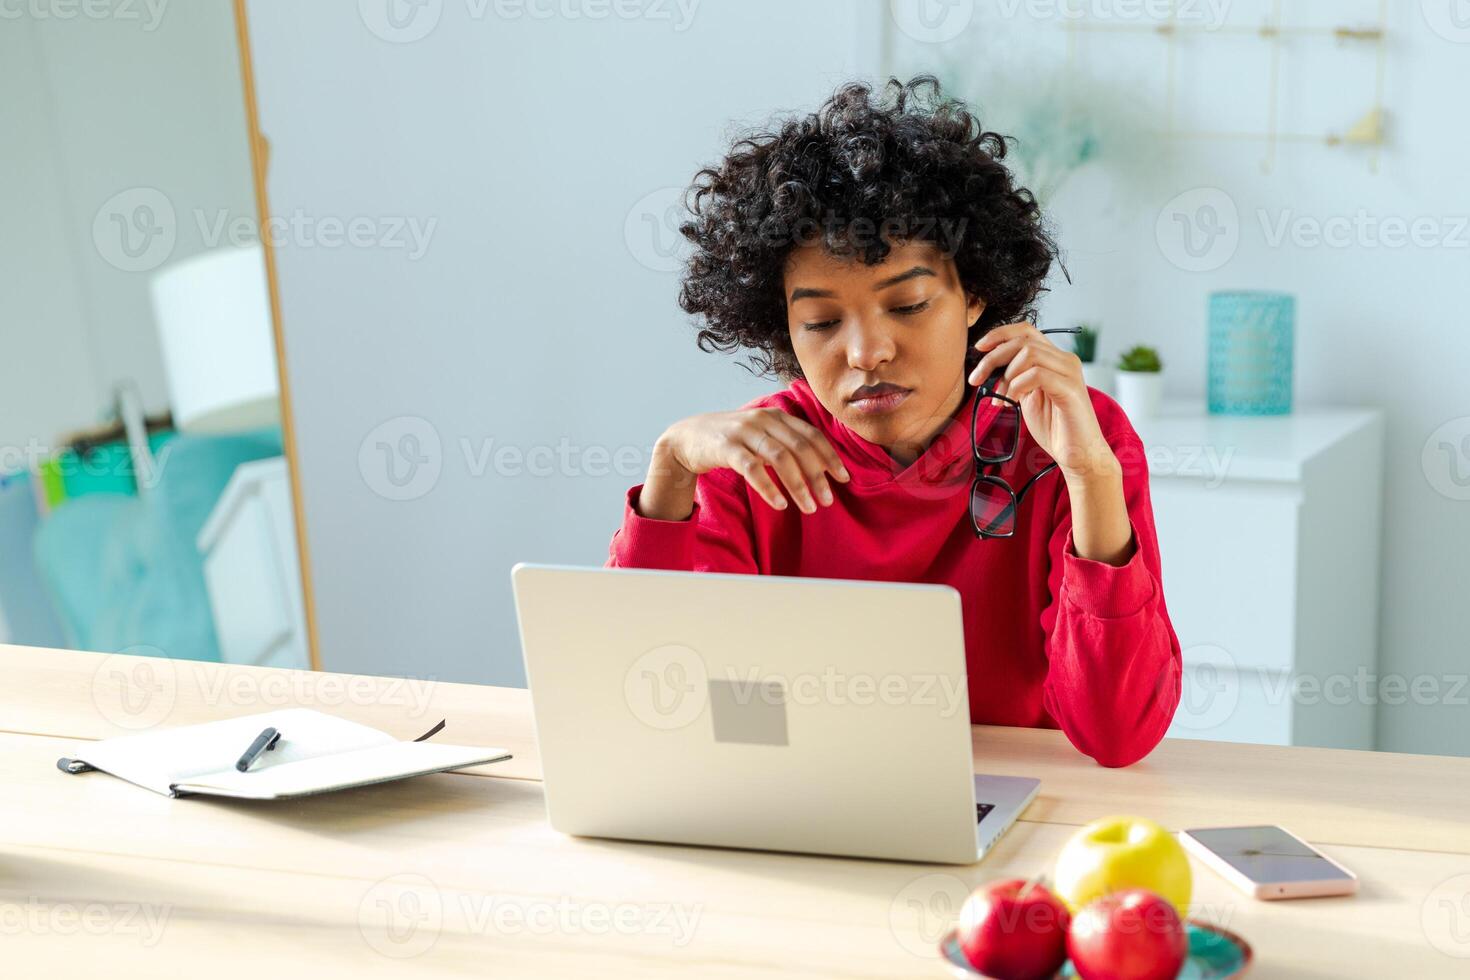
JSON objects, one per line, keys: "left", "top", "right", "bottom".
{"left": 1114, "top": 345, "right": 1163, "bottom": 419}
{"left": 1073, "top": 324, "right": 1110, "bottom": 394}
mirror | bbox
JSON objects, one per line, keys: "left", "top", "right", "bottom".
{"left": 0, "top": 1, "right": 312, "bottom": 672}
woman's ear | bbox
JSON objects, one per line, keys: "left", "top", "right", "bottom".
{"left": 966, "top": 292, "right": 986, "bottom": 329}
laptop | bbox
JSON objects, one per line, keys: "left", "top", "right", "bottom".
{"left": 510, "top": 563, "right": 1039, "bottom": 864}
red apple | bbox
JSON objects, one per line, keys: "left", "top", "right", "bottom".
{"left": 1066, "top": 889, "right": 1188, "bottom": 980}
{"left": 958, "top": 878, "right": 1071, "bottom": 980}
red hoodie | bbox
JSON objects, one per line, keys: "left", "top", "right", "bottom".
{"left": 606, "top": 378, "right": 1181, "bottom": 768}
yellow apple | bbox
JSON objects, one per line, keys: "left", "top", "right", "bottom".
{"left": 1053, "top": 816, "right": 1192, "bottom": 917}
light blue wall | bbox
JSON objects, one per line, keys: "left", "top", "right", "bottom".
{"left": 244, "top": 0, "right": 877, "bottom": 685}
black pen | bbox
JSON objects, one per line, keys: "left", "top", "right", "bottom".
{"left": 236, "top": 727, "right": 282, "bottom": 772}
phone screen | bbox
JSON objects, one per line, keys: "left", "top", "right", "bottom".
{"left": 1186, "top": 826, "right": 1353, "bottom": 884}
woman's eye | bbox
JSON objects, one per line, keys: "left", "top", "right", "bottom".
{"left": 802, "top": 320, "right": 840, "bottom": 331}
{"left": 892, "top": 300, "right": 931, "bottom": 316}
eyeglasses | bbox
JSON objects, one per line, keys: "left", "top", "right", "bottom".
{"left": 969, "top": 327, "right": 1079, "bottom": 539}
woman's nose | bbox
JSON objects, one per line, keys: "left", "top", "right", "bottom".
{"left": 845, "top": 319, "right": 896, "bottom": 370}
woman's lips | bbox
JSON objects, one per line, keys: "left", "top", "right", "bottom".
{"left": 849, "top": 387, "right": 912, "bottom": 415}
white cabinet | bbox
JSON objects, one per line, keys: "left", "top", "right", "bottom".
{"left": 1131, "top": 404, "right": 1385, "bottom": 749}
{"left": 197, "top": 457, "right": 310, "bottom": 670}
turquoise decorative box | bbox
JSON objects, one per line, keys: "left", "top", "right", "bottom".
{"left": 1208, "top": 291, "right": 1294, "bottom": 415}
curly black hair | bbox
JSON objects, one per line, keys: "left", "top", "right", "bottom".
{"left": 677, "top": 75, "right": 1061, "bottom": 381}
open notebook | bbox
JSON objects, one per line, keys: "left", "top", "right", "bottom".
{"left": 58, "top": 708, "right": 512, "bottom": 799}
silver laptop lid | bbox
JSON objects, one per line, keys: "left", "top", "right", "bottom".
{"left": 512, "top": 563, "right": 982, "bottom": 864}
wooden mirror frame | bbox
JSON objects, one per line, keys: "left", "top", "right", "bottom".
{"left": 231, "top": 0, "right": 321, "bottom": 671}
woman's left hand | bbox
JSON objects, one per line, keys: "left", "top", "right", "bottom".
{"left": 968, "top": 322, "right": 1117, "bottom": 485}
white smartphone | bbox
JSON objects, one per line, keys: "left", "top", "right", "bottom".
{"left": 1180, "top": 825, "right": 1359, "bottom": 900}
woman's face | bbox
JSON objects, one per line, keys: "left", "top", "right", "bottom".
{"left": 783, "top": 239, "right": 984, "bottom": 465}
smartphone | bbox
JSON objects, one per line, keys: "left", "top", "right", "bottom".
{"left": 1180, "top": 825, "right": 1359, "bottom": 900}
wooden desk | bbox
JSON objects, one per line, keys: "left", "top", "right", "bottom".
{"left": 5, "top": 643, "right": 1469, "bottom": 977}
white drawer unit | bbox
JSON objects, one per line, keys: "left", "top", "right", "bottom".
{"left": 1132, "top": 403, "right": 1385, "bottom": 749}
{"left": 197, "top": 457, "right": 310, "bottom": 670}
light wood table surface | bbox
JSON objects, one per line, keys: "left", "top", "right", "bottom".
{"left": 5, "top": 642, "right": 1469, "bottom": 977}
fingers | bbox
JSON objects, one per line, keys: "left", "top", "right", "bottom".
{"left": 747, "top": 427, "right": 827, "bottom": 513}
{"left": 969, "top": 336, "right": 1027, "bottom": 387}
{"left": 741, "top": 410, "right": 851, "bottom": 515}
{"left": 1005, "top": 358, "right": 1084, "bottom": 404}
{"left": 1003, "top": 365, "right": 1048, "bottom": 403}
{"left": 971, "top": 331, "right": 1082, "bottom": 391}
{"left": 677, "top": 408, "right": 849, "bottom": 514}
{"left": 1003, "top": 342, "right": 1068, "bottom": 381}
{"left": 711, "top": 408, "right": 852, "bottom": 517}
{"left": 972, "top": 320, "right": 1038, "bottom": 354}
{"left": 776, "top": 414, "right": 850, "bottom": 482}
{"left": 969, "top": 321, "right": 1042, "bottom": 386}
{"left": 729, "top": 448, "right": 789, "bottom": 512}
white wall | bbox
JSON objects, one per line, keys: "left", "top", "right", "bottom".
{"left": 1, "top": 16, "right": 104, "bottom": 455}
{"left": 0, "top": 0, "right": 256, "bottom": 454}
{"left": 891, "top": 0, "right": 1470, "bottom": 756}
{"left": 243, "top": 0, "right": 876, "bottom": 686}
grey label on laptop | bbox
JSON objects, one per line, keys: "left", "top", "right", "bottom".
{"left": 708, "top": 679, "right": 789, "bottom": 746}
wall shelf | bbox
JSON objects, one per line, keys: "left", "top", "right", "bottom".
{"left": 1060, "top": 0, "right": 1389, "bottom": 173}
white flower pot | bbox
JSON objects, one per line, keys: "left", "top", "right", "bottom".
{"left": 1114, "top": 370, "right": 1163, "bottom": 420}
{"left": 1081, "top": 362, "right": 1113, "bottom": 396}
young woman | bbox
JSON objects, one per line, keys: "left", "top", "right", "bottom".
{"left": 606, "top": 77, "right": 1181, "bottom": 768}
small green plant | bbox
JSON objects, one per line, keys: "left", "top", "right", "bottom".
{"left": 1073, "top": 324, "right": 1099, "bottom": 364}
{"left": 1116, "top": 345, "right": 1163, "bottom": 373}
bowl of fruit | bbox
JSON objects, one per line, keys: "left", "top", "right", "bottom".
{"left": 938, "top": 816, "right": 1252, "bottom": 980}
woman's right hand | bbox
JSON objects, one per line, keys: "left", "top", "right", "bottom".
{"left": 640, "top": 408, "right": 851, "bottom": 521}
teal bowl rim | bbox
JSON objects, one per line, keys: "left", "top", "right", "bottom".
{"left": 937, "top": 919, "right": 1254, "bottom": 978}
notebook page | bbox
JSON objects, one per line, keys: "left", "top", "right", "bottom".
{"left": 73, "top": 708, "right": 395, "bottom": 796}
{"left": 171, "top": 740, "right": 511, "bottom": 799}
